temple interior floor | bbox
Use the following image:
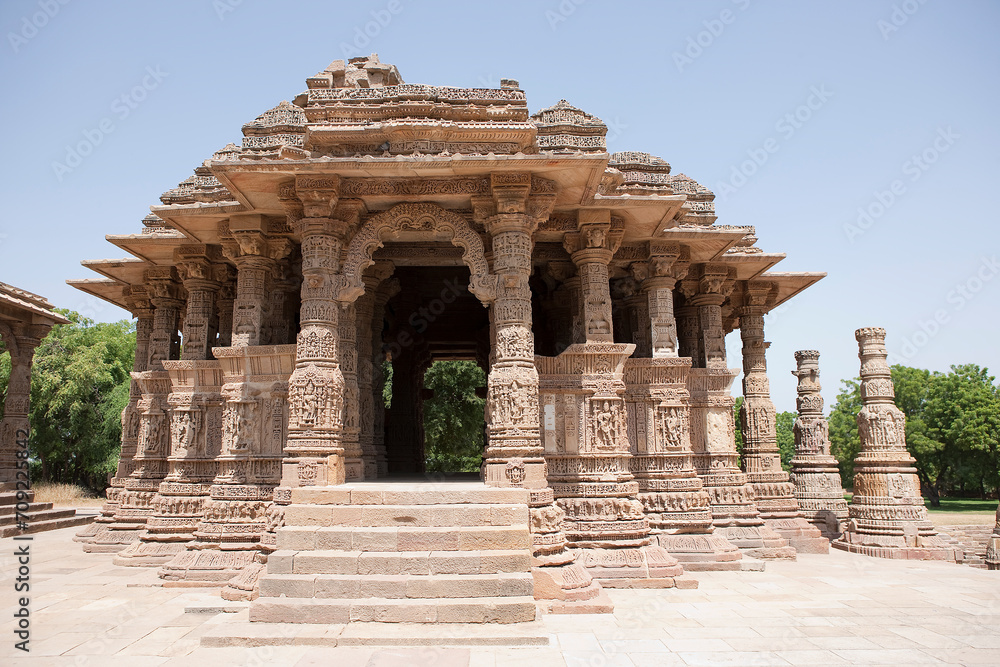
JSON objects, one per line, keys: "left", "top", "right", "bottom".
{"left": 3, "top": 526, "right": 1000, "bottom": 666}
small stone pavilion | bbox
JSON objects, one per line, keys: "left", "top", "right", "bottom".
{"left": 72, "top": 55, "right": 830, "bottom": 623}
{"left": 0, "top": 283, "right": 88, "bottom": 536}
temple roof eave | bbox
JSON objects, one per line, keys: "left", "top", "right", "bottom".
{"left": 0, "top": 282, "right": 70, "bottom": 326}
{"left": 66, "top": 278, "right": 130, "bottom": 312}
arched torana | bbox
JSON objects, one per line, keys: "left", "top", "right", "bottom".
{"left": 339, "top": 202, "right": 496, "bottom": 304}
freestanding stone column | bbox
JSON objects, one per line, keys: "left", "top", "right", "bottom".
{"left": 789, "top": 350, "right": 848, "bottom": 539}
{"left": 738, "top": 282, "right": 827, "bottom": 553}
{"left": 111, "top": 268, "right": 182, "bottom": 561}
{"left": 77, "top": 286, "right": 153, "bottom": 548}
{"left": 626, "top": 245, "right": 741, "bottom": 571}
{"left": 683, "top": 265, "right": 793, "bottom": 559}
{"left": 280, "top": 176, "right": 350, "bottom": 489}
{"left": 833, "top": 328, "right": 957, "bottom": 560}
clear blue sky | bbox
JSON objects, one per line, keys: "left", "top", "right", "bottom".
{"left": 1, "top": 0, "right": 997, "bottom": 412}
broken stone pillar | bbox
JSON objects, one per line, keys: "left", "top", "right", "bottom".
{"left": 738, "top": 282, "right": 827, "bottom": 554}
{"left": 833, "top": 327, "right": 957, "bottom": 560}
{"left": 111, "top": 267, "right": 182, "bottom": 563}
{"left": 788, "top": 350, "right": 848, "bottom": 539}
{"left": 116, "top": 248, "right": 227, "bottom": 566}
{"left": 626, "top": 246, "right": 741, "bottom": 571}
{"left": 683, "top": 265, "right": 793, "bottom": 560}
{"left": 77, "top": 286, "right": 153, "bottom": 549}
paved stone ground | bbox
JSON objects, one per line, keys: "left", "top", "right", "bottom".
{"left": 3, "top": 526, "right": 999, "bottom": 666}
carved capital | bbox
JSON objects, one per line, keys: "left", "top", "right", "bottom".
{"left": 295, "top": 175, "right": 341, "bottom": 218}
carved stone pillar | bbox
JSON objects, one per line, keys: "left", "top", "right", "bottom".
{"left": 625, "top": 248, "right": 742, "bottom": 570}
{"left": 77, "top": 286, "right": 153, "bottom": 548}
{"left": 482, "top": 178, "right": 546, "bottom": 489}
{"left": 478, "top": 174, "right": 609, "bottom": 606}
{"left": 216, "top": 279, "right": 236, "bottom": 348}
{"left": 280, "top": 176, "right": 351, "bottom": 488}
{"left": 158, "top": 223, "right": 292, "bottom": 582}
{"left": 370, "top": 274, "right": 399, "bottom": 477}
{"left": 833, "top": 328, "right": 957, "bottom": 560}
{"left": 788, "top": 350, "right": 848, "bottom": 539}
{"left": 737, "top": 282, "right": 827, "bottom": 553}
{"left": 338, "top": 301, "right": 363, "bottom": 480}
{"left": 357, "top": 262, "right": 394, "bottom": 479}
{"left": 682, "top": 265, "right": 793, "bottom": 559}
{"left": 111, "top": 268, "right": 182, "bottom": 561}
{"left": 116, "top": 251, "right": 229, "bottom": 566}
{"left": 0, "top": 323, "right": 46, "bottom": 484}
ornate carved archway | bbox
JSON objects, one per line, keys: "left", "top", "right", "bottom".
{"left": 339, "top": 203, "right": 496, "bottom": 304}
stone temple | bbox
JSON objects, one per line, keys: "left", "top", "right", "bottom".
{"left": 70, "top": 54, "right": 839, "bottom": 623}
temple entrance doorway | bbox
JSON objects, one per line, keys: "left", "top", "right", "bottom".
{"left": 379, "top": 264, "right": 490, "bottom": 478}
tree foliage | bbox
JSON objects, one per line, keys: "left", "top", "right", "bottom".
{"left": 828, "top": 364, "right": 1000, "bottom": 502}
{"left": 422, "top": 360, "right": 486, "bottom": 473}
{"left": 0, "top": 311, "right": 136, "bottom": 492}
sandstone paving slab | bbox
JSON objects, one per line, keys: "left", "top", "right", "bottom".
{"left": 831, "top": 647, "right": 950, "bottom": 664}
{"left": 5, "top": 526, "right": 1000, "bottom": 666}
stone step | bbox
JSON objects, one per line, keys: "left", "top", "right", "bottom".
{"left": 283, "top": 503, "right": 528, "bottom": 528}
{"left": 259, "top": 571, "right": 534, "bottom": 600}
{"left": 0, "top": 507, "right": 84, "bottom": 526}
{"left": 200, "top": 620, "right": 549, "bottom": 647}
{"left": 289, "top": 484, "right": 530, "bottom": 507}
{"left": 0, "top": 513, "right": 93, "bottom": 538}
{"left": 271, "top": 549, "right": 531, "bottom": 576}
{"left": 277, "top": 525, "right": 532, "bottom": 553}
{"left": 0, "top": 502, "right": 61, "bottom": 518}
{"left": 250, "top": 595, "right": 537, "bottom": 624}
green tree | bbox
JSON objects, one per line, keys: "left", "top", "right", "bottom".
{"left": 13, "top": 311, "right": 136, "bottom": 491}
{"left": 733, "top": 396, "right": 743, "bottom": 462}
{"left": 422, "top": 360, "right": 486, "bottom": 473}
{"left": 829, "top": 377, "right": 862, "bottom": 486}
{"left": 923, "top": 365, "right": 1000, "bottom": 500}
{"left": 776, "top": 411, "right": 796, "bottom": 471}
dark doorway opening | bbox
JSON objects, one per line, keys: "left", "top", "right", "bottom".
{"left": 380, "top": 265, "right": 490, "bottom": 476}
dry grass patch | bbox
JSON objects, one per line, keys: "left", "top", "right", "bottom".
{"left": 32, "top": 483, "right": 105, "bottom": 508}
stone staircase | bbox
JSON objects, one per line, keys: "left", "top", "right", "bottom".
{"left": 939, "top": 524, "right": 995, "bottom": 569}
{"left": 250, "top": 482, "right": 537, "bottom": 624}
{"left": 0, "top": 486, "right": 94, "bottom": 538}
